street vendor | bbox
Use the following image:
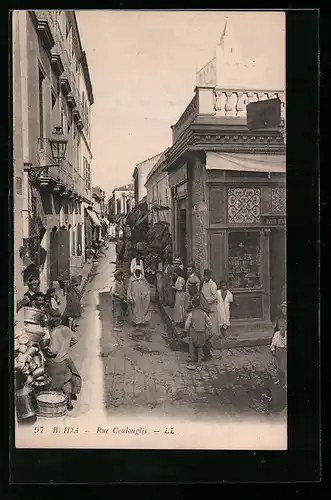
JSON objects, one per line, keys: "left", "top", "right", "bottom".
{"left": 45, "top": 310, "right": 81, "bottom": 411}
{"left": 24, "top": 277, "right": 40, "bottom": 305}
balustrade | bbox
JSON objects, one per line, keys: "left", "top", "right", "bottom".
{"left": 171, "top": 86, "right": 285, "bottom": 143}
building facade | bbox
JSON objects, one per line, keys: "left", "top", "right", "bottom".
{"left": 108, "top": 183, "right": 134, "bottom": 221}
{"left": 164, "top": 26, "right": 286, "bottom": 331}
{"left": 12, "top": 10, "right": 94, "bottom": 297}
{"left": 133, "top": 153, "right": 163, "bottom": 204}
{"left": 166, "top": 85, "right": 285, "bottom": 330}
{"left": 145, "top": 151, "right": 172, "bottom": 230}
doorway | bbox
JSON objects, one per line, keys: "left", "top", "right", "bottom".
{"left": 177, "top": 201, "right": 187, "bottom": 267}
{"left": 269, "top": 228, "right": 286, "bottom": 322}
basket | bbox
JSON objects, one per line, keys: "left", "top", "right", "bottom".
{"left": 36, "top": 391, "right": 67, "bottom": 417}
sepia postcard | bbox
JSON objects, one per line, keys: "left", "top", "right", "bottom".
{"left": 12, "top": 9, "right": 287, "bottom": 450}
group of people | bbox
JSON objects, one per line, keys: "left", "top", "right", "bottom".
{"left": 20, "top": 276, "right": 83, "bottom": 411}
{"left": 170, "top": 260, "right": 233, "bottom": 370}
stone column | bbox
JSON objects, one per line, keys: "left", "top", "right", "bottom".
{"left": 191, "top": 152, "right": 208, "bottom": 277}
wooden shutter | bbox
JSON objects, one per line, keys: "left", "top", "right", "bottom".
{"left": 209, "top": 231, "right": 226, "bottom": 285}
{"left": 209, "top": 186, "right": 225, "bottom": 224}
{"left": 50, "top": 230, "right": 70, "bottom": 281}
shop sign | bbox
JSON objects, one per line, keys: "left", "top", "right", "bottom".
{"left": 263, "top": 216, "right": 285, "bottom": 226}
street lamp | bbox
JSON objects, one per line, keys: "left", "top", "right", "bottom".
{"left": 24, "top": 126, "right": 68, "bottom": 183}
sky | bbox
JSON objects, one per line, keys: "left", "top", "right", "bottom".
{"left": 75, "top": 10, "right": 285, "bottom": 200}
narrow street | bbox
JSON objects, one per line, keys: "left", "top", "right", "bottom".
{"left": 59, "top": 243, "right": 286, "bottom": 422}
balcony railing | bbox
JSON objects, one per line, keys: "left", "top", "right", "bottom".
{"left": 171, "top": 86, "right": 285, "bottom": 143}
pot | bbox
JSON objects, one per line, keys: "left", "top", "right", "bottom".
{"left": 24, "top": 307, "right": 46, "bottom": 325}
{"left": 15, "top": 384, "right": 38, "bottom": 420}
{"left": 24, "top": 323, "right": 46, "bottom": 344}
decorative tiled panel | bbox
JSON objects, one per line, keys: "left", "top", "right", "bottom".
{"left": 271, "top": 187, "right": 286, "bottom": 213}
{"left": 228, "top": 187, "right": 261, "bottom": 224}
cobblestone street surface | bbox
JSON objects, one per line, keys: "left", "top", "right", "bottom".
{"left": 98, "top": 293, "right": 285, "bottom": 418}
{"left": 75, "top": 244, "right": 285, "bottom": 420}
{"left": 22, "top": 244, "right": 286, "bottom": 449}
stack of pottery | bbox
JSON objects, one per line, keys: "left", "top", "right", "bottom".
{"left": 24, "top": 307, "right": 48, "bottom": 343}
{"left": 14, "top": 341, "right": 50, "bottom": 388}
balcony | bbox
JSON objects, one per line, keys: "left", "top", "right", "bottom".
{"left": 30, "top": 11, "right": 55, "bottom": 52}
{"left": 59, "top": 72, "right": 71, "bottom": 96}
{"left": 171, "top": 86, "right": 285, "bottom": 143}
{"left": 50, "top": 47, "right": 65, "bottom": 77}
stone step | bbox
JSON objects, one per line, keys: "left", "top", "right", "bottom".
{"left": 159, "top": 304, "right": 273, "bottom": 349}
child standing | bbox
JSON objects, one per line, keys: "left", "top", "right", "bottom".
{"left": 62, "top": 276, "right": 82, "bottom": 331}
{"left": 184, "top": 296, "right": 212, "bottom": 371}
{"left": 270, "top": 316, "right": 287, "bottom": 386}
{"left": 216, "top": 280, "right": 233, "bottom": 338}
{"left": 111, "top": 271, "right": 127, "bottom": 329}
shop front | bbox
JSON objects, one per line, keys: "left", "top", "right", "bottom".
{"left": 168, "top": 150, "right": 286, "bottom": 328}
{"left": 206, "top": 152, "right": 286, "bottom": 327}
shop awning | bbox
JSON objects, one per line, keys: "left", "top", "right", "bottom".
{"left": 205, "top": 153, "right": 286, "bottom": 173}
{"left": 86, "top": 209, "right": 101, "bottom": 226}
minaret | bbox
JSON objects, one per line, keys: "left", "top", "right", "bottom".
{"left": 215, "top": 17, "right": 244, "bottom": 88}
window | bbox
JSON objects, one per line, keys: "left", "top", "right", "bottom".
{"left": 51, "top": 91, "right": 57, "bottom": 129}
{"left": 38, "top": 69, "right": 45, "bottom": 146}
{"left": 228, "top": 231, "right": 261, "bottom": 289}
{"left": 71, "top": 229, "right": 76, "bottom": 256}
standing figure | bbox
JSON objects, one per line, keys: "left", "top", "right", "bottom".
{"left": 184, "top": 296, "right": 212, "bottom": 371}
{"left": 163, "top": 259, "right": 175, "bottom": 307}
{"left": 130, "top": 251, "right": 145, "bottom": 276}
{"left": 62, "top": 276, "right": 82, "bottom": 331}
{"left": 111, "top": 271, "right": 127, "bottom": 329}
{"left": 270, "top": 316, "right": 287, "bottom": 386}
{"left": 127, "top": 266, "right": 151, "bottom": 328}
{"left": 45, "top": 310, "right": 81, "bottom": 411}
{"left": 173, "top": 268, "right": 187, "bottom": 326}
{"left": 156, "top": 258, "right": 165, "bottom": 305}
{"left": 216, "top": 280, "right": 233, "bottom": 337}
{"left": 201, "top": 269, "right": 219, "bottom": 337}
{"left": 116, "top": 237, "right": 125, "bottom": 267}
{"left": 185, "top": 263, "right": 201, "bottom": 310}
